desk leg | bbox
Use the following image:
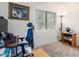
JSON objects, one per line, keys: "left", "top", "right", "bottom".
{"left": 16, "top": 47, "right": 17, "bottom": 56}
{"left": 61, "top": 33, "right": 64, "bottom": 42}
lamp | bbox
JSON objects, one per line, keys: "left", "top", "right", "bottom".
{"left": 60, "top": 15, "right": 64, "bottom": 41}
{"left": 57, "top": 11, "right": 67, "bottom": 41}
{"left": 60, "top": 15, "right": 63, "bottom": 32}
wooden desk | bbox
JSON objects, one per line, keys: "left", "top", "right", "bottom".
{"left": 61, "top": 32, "right": 76, "bottom": 47}
{"left": 5, "top": 43, "right": 17, "bottom": 48}
{"left": 4, "top": 36, "right": 18, "bottom": 57}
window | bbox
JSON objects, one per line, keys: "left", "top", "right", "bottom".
{"left": 36, "top": 10, "right": 56, "bottom": 30}
{"left": 47, "top": 12, "right": 56, "bottom": 30}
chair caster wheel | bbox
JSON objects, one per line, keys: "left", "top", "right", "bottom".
{"left": 31, "top": 53, "right": 34, "bottom": 56}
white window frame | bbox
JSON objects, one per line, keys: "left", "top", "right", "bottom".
{"left": 35, "top": 10, "right": 56, "bottom": 30}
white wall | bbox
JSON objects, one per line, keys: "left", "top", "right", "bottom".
{"left": 0, "top": 2, "right": 58, "bottom": 47}
{"left": 25, "top": 2, "right": 58, "bottom": 47}
{"left": 0, "top": 2, "right": 32, "bottom": 37}
{"left": 54, "top": 3, "right": 79, "bottom": 46}
{"left": 1, "top": 2, "right": 79, "bottom": 47}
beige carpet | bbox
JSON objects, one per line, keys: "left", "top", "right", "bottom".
{"left": 37, "top": 42, "right": 79, "bottom": 57}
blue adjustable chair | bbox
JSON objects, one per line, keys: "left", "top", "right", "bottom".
{"left": 17, "top": 22, "right": 34, "bottom": 57}
{"left": 26, "top": 22, "right": 34, "bottom": 49}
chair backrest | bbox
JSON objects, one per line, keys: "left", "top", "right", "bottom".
{"left": 26, "top": 28, "right": 33, "bottom": 44}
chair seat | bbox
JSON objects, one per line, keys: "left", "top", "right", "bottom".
{"left": 18, "top": 41, "right": 28, "bottom": 45}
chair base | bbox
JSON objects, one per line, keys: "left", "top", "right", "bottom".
{"left": 24, "top": 53, "right": 34, "bottom": 57}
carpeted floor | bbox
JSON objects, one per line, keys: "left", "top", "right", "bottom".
{"left": 38, "top": 42, "right": 79, "bottom": 57}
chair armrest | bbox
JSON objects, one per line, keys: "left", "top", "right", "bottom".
{"left": 18, "top": 37, "right": 25, "bottom": 41}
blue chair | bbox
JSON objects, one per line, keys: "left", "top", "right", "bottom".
{"left": 17, "top": 23, "right": 34, "bottom": 57}
{"left": 26, "top": 22, "right": 34, "bottom": 49}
